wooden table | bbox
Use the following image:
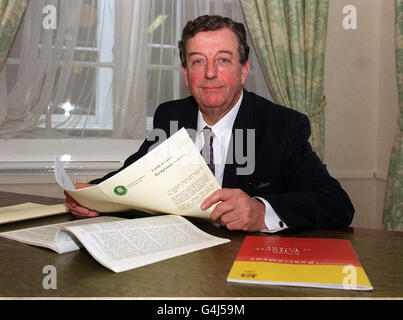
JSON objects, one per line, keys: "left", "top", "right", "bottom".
{"left": 0, "top": 191, "right": 402, "bottom": 298}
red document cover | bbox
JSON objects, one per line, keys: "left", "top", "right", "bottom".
{"left": 227, "top": 236, "right": 373, "bottom": 290}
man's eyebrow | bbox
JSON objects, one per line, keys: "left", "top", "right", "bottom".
{"left": 216, "top": 50, "right": 233, "bottom": 56}
{"left": 187, "top": 52, "right": 204, "bottom": 57}
{"left": 187, "top": 50, "right": 234, "bottom": 57}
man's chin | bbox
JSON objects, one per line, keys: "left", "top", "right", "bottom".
{"left": 198, "top": 97, "right": 225, "bottom": 109}
{"left": 199, "top": 102, "right": 236, "bottom": 123}
{"left": 199, "top": 104, "right": 224, "bottom": 113}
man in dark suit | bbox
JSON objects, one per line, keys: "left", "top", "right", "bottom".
{"left": 65, "top": 15, "right": 354, "bottom": 232}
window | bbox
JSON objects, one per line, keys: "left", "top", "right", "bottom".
{"left": 2, "top": 0, "right": 115, "bottom": 138}
{"left": 0, "top": 0, "right": 270, "bottom": 167}
{"left": 43, "top": 0, "right": 115, "bottom": 132}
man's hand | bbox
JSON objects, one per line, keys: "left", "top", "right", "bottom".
{"left": 64, "top": 183, "right": 99, "bottom": 218}
{"left": 201, "top": 188, "right": 267, "bottom": 232}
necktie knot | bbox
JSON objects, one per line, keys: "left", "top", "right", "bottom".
{"left": 202, "top": 125, "right": 213, "bottom": 140}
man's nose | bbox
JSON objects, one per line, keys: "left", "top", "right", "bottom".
{"left": 205, "top": 61, "right": 217, "bottom": 79}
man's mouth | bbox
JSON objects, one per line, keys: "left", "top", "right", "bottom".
{"left": 202, "top": 86, "right": 223, "bottom": 91}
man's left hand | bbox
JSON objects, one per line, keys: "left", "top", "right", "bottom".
{"left": 201, "top": 188, "right": 267, "bottom": 232}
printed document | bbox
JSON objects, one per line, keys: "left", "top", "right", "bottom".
{"left": 0, "top": 215, "right": 230, "bottom": 273}
{"left": 55, "top": 128, "right": 221, "bottom": 219}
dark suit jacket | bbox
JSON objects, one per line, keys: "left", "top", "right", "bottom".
{"left": 91, "top": 90, "right": 354, "bottom": 231}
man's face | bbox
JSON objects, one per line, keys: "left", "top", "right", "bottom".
{"left": 182, "top": 28, "right": 250, "bottom": 123}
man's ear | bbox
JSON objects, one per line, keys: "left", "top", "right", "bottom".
{"left": 241, "top": 60, "right": 250, "bottom": 85}
{"left": 182, "top": 66, "right": 189, "bottom": 88}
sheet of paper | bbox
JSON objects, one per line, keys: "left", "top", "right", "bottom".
{"left": 0, "top": 216, "right": 122, "bottom": 253}
{"left": 59, "top": 128, "right": 221, "bottom": 219}
{"left": 0, "top": 202, "right": 68, "bottom": 225}
{"left": 65, "top": 215, "right": 230, "bottom": 273}
{"left": 54, "top": 157, "right": 76, "bottom": 191}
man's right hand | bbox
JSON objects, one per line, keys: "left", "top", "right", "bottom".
{"left": 64, "top": 183, "right": 99, "bottom": 218}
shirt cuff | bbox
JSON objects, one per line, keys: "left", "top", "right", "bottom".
{"left": 255, "top": 197, "right": 288, "bottom": 233}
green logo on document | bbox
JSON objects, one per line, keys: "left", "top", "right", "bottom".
{"left": 114, "top": 185, "right": 127, "bottom": 196}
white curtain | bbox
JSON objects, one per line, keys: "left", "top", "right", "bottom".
{"left": 0, "top": 0, "right": 269, "bottom": 140}
{"left": 0, "top": 0, "right": 84, "bottom": 138}
{"left": 114, "top": 0, "right": 150, "bottom": 138}
{"left": 0, "top": 0, "right": 150, "bottom": 139}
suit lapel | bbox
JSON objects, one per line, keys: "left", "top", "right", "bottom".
{"left": 182, "top": 96, "right": 199, "bottom": 141}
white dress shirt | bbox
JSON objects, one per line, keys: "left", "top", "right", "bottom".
{"left": 195, "top": 92, "right": 288, "bottom": 233}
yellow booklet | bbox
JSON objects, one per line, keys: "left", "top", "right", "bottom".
{"left": 227, "top": 236, "right": 373, "bottom": 290}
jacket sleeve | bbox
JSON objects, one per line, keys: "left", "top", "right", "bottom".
{"left": 264, "top": 114, "right": 355, "bottom": 230}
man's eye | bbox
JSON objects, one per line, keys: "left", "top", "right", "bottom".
{"left": 218, "top": 58, "right": 230, "bottom": 64}
{"left": 192, "top": 59, "right": 204, "bottom": 66}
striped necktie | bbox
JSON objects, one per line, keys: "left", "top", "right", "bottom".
{"left": 201, "top": 126, "right": 215, "bottom": 175}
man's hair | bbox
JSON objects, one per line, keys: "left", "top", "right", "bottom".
{"left": 178, "top": 15, "right": 250, "bottom": 67}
